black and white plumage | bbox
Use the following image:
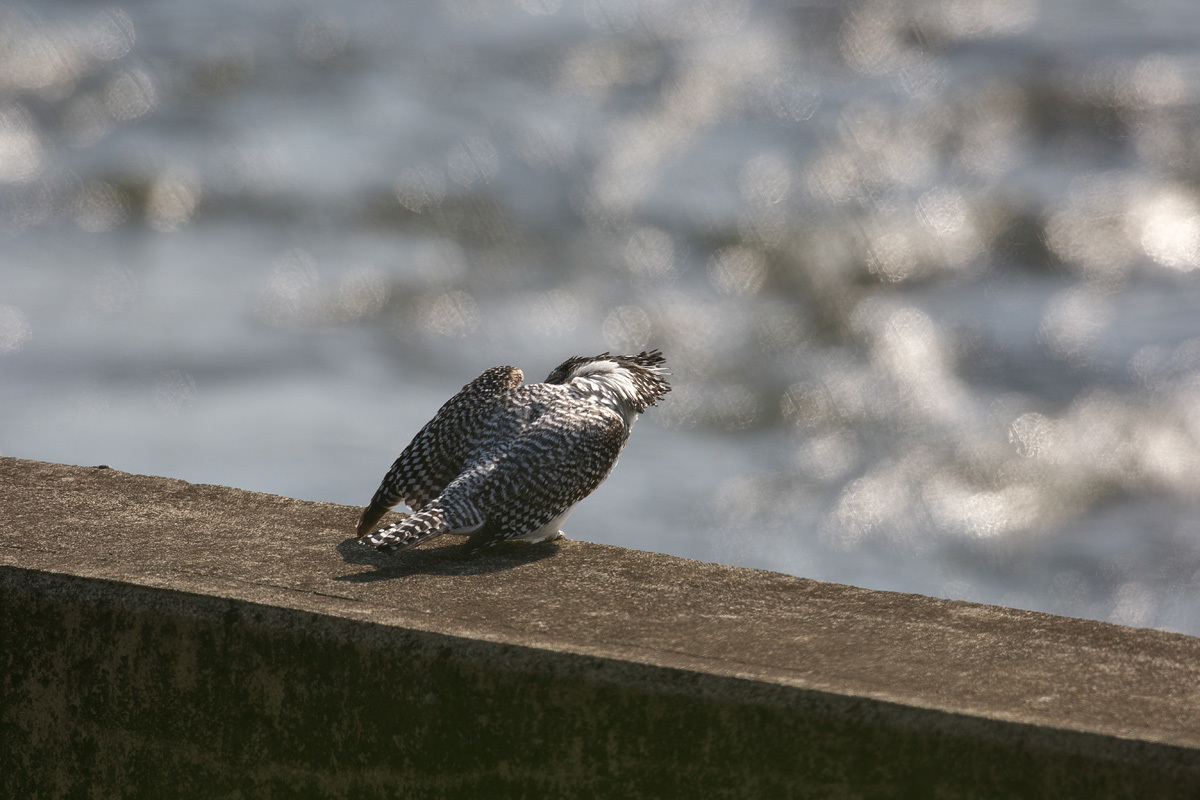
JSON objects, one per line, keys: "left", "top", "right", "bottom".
{"left": 357, "top": 350, "right": 670, "bottom": 553}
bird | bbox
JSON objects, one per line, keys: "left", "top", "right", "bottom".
{"left": 356, "top": 350, "right": 670, "bottom": 554}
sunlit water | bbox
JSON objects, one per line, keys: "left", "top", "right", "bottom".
{"left": 4, "top": 0, "right": 1200, "bottom": 635}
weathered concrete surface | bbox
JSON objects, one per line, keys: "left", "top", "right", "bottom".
{"left": 2, "top": 456, "right": 1198, "bottom": 798}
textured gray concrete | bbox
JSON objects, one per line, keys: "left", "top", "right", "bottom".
{"left": 2, "top": 456, "right": 1199, "bottom": 798}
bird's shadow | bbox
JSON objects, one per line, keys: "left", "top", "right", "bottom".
{"left": 333, "top": 536, "right": 561, "bottom": 582}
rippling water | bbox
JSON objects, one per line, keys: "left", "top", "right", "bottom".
{"left": 4, "top": 0, "right": 1200, "bottom": 635}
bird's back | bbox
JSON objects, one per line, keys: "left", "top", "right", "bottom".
{"left": 356, "top": 364, "right": 524, "bottom": 535}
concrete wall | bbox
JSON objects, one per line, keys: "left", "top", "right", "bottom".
{"left": 3, "top": 457, "right": 1199, "bottom": 798}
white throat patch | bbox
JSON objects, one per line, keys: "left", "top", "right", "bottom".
{"left": 569, "top": 362, "right": 644, "bottom": 427}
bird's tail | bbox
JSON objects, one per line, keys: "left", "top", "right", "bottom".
{"left": 358, "top": 469, "right": 412, "bottom": 536}
{"left": 358, "top": 504, "right": 448, "bottom": 553}
{"left": 357, "top": 493, "right": 396, "bottom": 537}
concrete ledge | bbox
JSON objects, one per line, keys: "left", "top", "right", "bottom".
{"left": 2, "top": 457, "right": 1199, "bottom": 797}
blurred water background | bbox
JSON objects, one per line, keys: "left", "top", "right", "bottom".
{"left": 5, "top": 0, "right": 1200, "bottom": 634}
